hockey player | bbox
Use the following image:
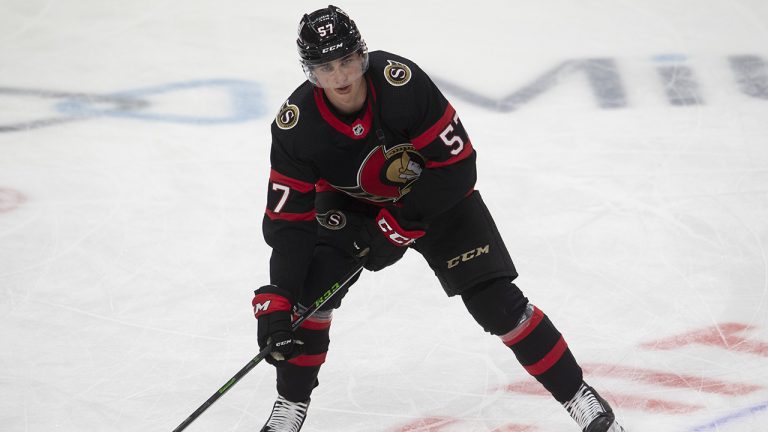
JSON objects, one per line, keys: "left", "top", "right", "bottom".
{"left": 254, "top": 5, "right": 626, "bottom": 432}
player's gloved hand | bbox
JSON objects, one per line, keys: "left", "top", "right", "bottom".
{"left": 353, "top": 208, "right": 426, "bottom": 272}
{"left": 253, "top": 285, "right": 304, "bottom": 365}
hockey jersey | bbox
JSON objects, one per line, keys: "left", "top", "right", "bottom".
{"left": 264, "top": 50, "right": 477, "bottom": 298}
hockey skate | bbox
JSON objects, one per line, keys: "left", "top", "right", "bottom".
{"left": 563, "top": 382, "right": 626, "bottom": 432}
{"left": 260, "top": 395, "right": 310, "bottom": 432}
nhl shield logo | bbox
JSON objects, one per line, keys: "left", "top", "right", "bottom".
{"left": 352, "top": 123, "right": 365, "bottom": 136}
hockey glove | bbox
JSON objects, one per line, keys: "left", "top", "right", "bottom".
{"left": 353, "top": 208, "right": 426, "bottom": 272}
{"left": 253, "top": 285, "right": 304, "bottom": 365}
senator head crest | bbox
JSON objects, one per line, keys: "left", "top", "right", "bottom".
{"left": 334, "top": 143, "right": 424, "bottom": 203}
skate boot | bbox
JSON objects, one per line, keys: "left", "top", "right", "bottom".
{"left": 260, "top": 395, "right": 310, "bottom": 432}
{"left": 563, "top": 382, "right": 626, "bottom": 432}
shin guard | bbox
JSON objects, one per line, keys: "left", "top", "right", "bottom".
{"left": 500, "top": 305, "right": 583, "bottom": 403}
{"left": 276, "top": 310, "right": 332, "bottom": 402}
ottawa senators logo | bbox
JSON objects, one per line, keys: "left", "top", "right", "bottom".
{"left": 384, "top": 60, "right": 412, "bottom": 86}
{"left": 316, "top": 210, "right": 347, "bottom": 230}
{"left": 334, "top": 143, "right": 424, "bottom": 203}
{"left": 275, "top": 100, "right": 300, "bottom": 130}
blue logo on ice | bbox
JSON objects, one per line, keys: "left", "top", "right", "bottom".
{"left": 55, "top": 79, "right": 265, "bottom": 124}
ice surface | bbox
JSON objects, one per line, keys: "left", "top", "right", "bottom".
{"left": 1, "top": 1, "right": 767, "bottom": 431}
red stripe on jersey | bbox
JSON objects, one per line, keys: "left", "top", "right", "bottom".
{"left": 523, "top": 336, "right": 568, "bottom": 376}
{"left": 500, "top": 306, "right": 545, "bottom": 346}
{"left": 425, "top": 140, "right": 474, "bottom": 168}
{"left": 411, "top": 104, "right": 457, "bottom": 150}
{"left": 270, "top": 169, "right": 314, "bottom": 193}
{"left": 315, "top": 179, "right": 335, "bottom": 193}
{"left": 287, "top": 352, "right": 327, "bottom": 367}
{"left": 265, "top": 209, "right": 316, "bottom": 221}
{"left": 313, "top": 82, "right": 374, "bottom": 140}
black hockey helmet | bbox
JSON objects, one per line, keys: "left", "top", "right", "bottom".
{"left": 297, "top": 5, "right": 369, "bottom": 85}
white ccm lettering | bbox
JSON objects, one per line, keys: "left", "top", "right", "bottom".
{"left": 377, "top": 217, "right": 415, "bottom": 246}
{"left": 322, "top": 43, "right": 344, "bottom": 53}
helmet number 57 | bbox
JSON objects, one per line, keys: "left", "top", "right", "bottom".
{"left": 318, "top": 24, "right": 334, "bottom": 37}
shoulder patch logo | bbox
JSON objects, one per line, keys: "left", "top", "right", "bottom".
{"left": 276, "top": 100, "right": 300, "bottom": 130}
{"left": 384, "top": 60, "right": 412, "bottom": 87}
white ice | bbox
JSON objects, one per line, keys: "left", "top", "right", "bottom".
{"left": 1, "top": 1, "right": 768, "bottom": 431}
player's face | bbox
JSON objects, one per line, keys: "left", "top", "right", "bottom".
{"left": 310, "top": 52, "right": 366, "bottom": 90}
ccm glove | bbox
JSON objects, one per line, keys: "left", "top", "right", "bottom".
{"left": 353, "top": 208, "right": 426, "bottom": 272}
{"left": 253, "top": 285, "right": 304, "bottom": 364}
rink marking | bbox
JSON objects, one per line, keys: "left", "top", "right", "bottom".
{"left": 0, "top": 86, "right": 146, "bottom": 132}
{"left": 392, "top": 417, "right": 459, "bottom": 431}
{"left": 391, "top": 416, "right": 539, "bottom": 432}
{"left": 382, "top": 321, "right": 767, "bottom": 430}
{"left": 687, "top": 400, "right": 768, "bottom": 431}
{"left": 502, "top": 380, "right": 703, "bottom": 413}
{"left": 582, "top": 363, "right": 761, "bottom": 396}
{"left": 432, "top": 54, "right": 768, "bottom": 112}
{"left": 642, "top": 322, "right": 768, "bottom": 357}
{"left": 0, "top": 188, "right": 25, "bottom": 213}
{"left": 0, "top": 79, "right": 265, "bottom": 132}
{"left": 55, "top": 79, "right": 265, "bottom": 124}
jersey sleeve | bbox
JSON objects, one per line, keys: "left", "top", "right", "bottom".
{"left": 397, "top": 64, "right": 477, "bottom": 225}
{"left": 263, "top": 131, "right": 318, "bottom": 299}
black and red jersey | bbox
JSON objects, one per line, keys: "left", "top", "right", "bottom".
{"left": 264, "top": 50, "right": 477, "bottom": 297}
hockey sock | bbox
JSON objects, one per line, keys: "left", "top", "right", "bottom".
{"left": 500, "top": 305, "right": 583, "bottom": 403}
{"left": 276, "top": 311, "right": 333, "bottom": 402}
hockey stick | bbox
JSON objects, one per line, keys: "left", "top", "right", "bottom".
{"left": 172, "top": 264, "right": 365, "bottom": 432}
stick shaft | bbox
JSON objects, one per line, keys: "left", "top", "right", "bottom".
{"left": 172, "top": 265, "right": 364, "bottom": 432}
